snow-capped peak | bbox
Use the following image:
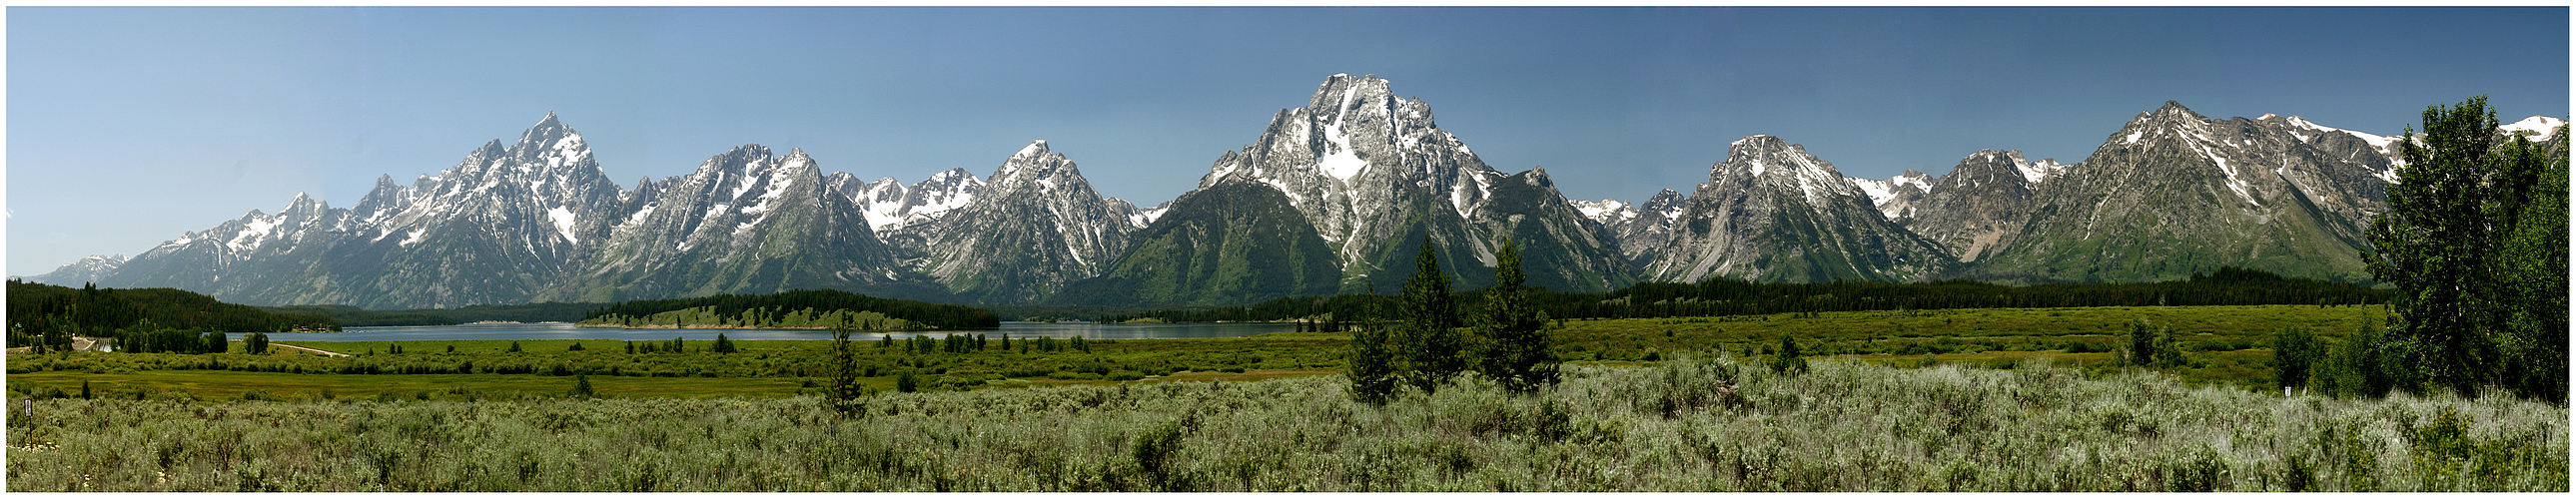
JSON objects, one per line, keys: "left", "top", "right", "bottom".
{"left": 1015, "top": 140, "right": 1050, "bottom": 159}
{"left": 1573, "top": 199, "right": 1632, "bottom": 221}
{"left": 2502, "top": 116, "right": 2566, "bottom": 142}
{"left": 2266, "top": 114, "right": 2397, "bottom": 149}
{"left": 1721, "top": 135, "right": 1860, "bottom": 209}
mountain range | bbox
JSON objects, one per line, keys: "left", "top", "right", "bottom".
{"left": 25, "top": 75, "right": 2567, "bottom": 308}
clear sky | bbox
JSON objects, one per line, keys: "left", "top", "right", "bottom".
{"left": 8, "top": 7, "right": 2568, "bottom": 274}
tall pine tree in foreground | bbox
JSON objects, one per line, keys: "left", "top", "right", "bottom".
{"left": 1347, "top": 280, "right": 1399, "bottom": 404}
{"left": 2367, "top": 96, "right": 2567, "bottom": 399}
{"left": 1474, "top": 241, "right": 1558, "bottom": 393}
{"left": 1397, "top": 235, "right": 1465, "bottom": 393}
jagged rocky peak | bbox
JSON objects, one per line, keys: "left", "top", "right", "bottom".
{"left": 991, "top": 140, "right": 1081, "bottom": 190}
{"left": 1712, "top": 135, "right": 1864, "bottom": 207}
{"left": 1944, "top": 150, "right": 2034, "bottom": 189}
{"left": 2115, "top": 100, "right": 2220, "bottom": 146}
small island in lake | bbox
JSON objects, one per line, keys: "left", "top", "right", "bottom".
{"left": 573, "top": 288, "right": 999, "bottom": 331}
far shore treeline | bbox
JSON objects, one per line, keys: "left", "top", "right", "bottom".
{"left": 579, "top": 289, "right": 1000, "bottom": 330}
{"left": 261, "top": 302, "right": 609, "bottom": 327}
{"left": 1094, "top": 266, "right": 2394, "bottom": 323}
{"left": 4, "top": 279, "right": 340, "bottom": 349}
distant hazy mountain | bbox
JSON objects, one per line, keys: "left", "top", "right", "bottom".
{"left": 39, "top": 80, "right": 2560, "bottom": 307}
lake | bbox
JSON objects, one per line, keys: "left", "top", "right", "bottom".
{"left": 258, "top": 321, "right": 1300, "bottom": 342}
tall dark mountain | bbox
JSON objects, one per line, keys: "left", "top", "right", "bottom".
{"left": 1641, "top": 135, "right": 1952, "bottom": 283}
{"left": 1967, "top": 102, "right": 2382, "bottom": 282}
{"left": 1055, "top": 180, "right": 1340, "bottom": 306}
{"left": 883, "top": 141, "right": 1143, "bottom": 304}
{"left": 1470, "top": 168, "right": 1634, "bottom": 291}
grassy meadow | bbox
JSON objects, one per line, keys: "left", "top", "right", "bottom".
{"left": 8, "top": 304, "right": 2372, "bottom": 400}
{"left": 7, "top": 303, "right": 2564, "bottom": 491}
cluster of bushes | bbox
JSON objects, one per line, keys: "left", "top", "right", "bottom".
{"left": 112, "top": 329, "right": 230, "bottom": 354}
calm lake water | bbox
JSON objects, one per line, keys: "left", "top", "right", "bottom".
{"left": 260, "top": 321, "right": 1299, "bottom": 342}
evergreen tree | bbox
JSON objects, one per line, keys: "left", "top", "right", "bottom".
{"left": 1347, "top": 280, "right": 1399, "bottom": 404}
{"left": 570, "top": 374, "right": 595, "bottom": 398}
{"left": 827, "top": 327, "right": 867, "bottom": 417}
{"left": 2367, "top": 96, "right": 2554, "bottom": 396}
{"left": 1474, "top": 241, "right": 1558, "bottom": 393}
{"left": 711, "top": 333, "right": 736, "bottom": 353}
{"left": 506, "top": 341, "right": 522, "bottom": 353}
{"left": 1772, "top": 334, "right": 1809, "bottom": 374}
{"left": 1396, "top": 235, "right": 1465, "bottom": 393}
{"left": 244, "top": 332, "right": 269, "bottom": 355}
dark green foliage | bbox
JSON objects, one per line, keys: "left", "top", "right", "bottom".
{"left": 4, "top": 280, "right": 339, "bottom": 343}
{"left": 260, "top": 301, "right": 604, "bottom": 327}
{"left": 202, "top": 332, "right": 229, "bottom": 355}
{"left": 2371, "top": 97, "right": 2506, "bottom": 395}
{"left": 79, "top": 379, "right": 91, "bottom": 399}
{"left": 2495, "top": 124, "right": 2569, "bottom": 402}
{"left": 243, "top": 332, "right": 271, "bottom": 355}
{"left": 1474, "top": 242, "right": 1560, "bottom": 393}
{"left": 2123, "top": 319, "right": 2182, "bottom": 368}
{"left": 113, "top": 328, "right": 228, "bottom": 354}
{"left": 895, "top": 370, "right": 920, "bottom": 393}
{"left": 2319, "top": 315, "right": 2402, "bottom": 397}
{"left": 710, "top": 334, "right": 736, "bottom": 354}
{"left": 506, "top": 342, "right": 523, "bottom": 353}
{"left": 827, "top": 327, "right": 867, "bottom": 417}
{"left": 2366, "top": 96, "right": 2573, "bottom": 399}
{"left": 569, "top": 374, "right": 595, "bottom": 398}
{"left": 1346, "top": 325, "right": 1398, "bottom": 405}
{"left": 1397, "top": 236, "right": 1467, "bottom": 393}
{"left": 2274, "top": 327, "right": 2323, "bottom": 392}
{"left": 1101, "top": 266, "right": 2388, "bottom": 324}
{"left": 1771, "top": 334, "right": 1808, "bottom": 374}
{"left": 1070, "top": 336, "right": 1090, "bottom": 353}
{"left": 1131, "top": 418, "right": 1193, "bottom": 491}
{"left": 581, "top": 288, "right": 998, "bottom": 329}
{"left": 1051, "top": 181, "right": 1342, "bottom": 307}
{"left": 566, "top": 342, "right": 584, "bottom": 352}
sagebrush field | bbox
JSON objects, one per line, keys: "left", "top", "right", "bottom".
{"left": 6, "top": 356, "right": 2563, "bottom": 491}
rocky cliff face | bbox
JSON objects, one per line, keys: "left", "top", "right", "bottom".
{"left": 1642, "top": 135, "right": 1953, "bottom": 283}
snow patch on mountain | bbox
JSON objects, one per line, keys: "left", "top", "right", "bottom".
{"left": 2502, "top": 116, "right": 2566, "bottom": 142}
{"left": 548, "top": 206, "right": 578, "bottom": 243}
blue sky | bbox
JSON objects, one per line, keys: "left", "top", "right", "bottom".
{"left": 8, "top": 7, "right": 2568, "bottom": 273}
